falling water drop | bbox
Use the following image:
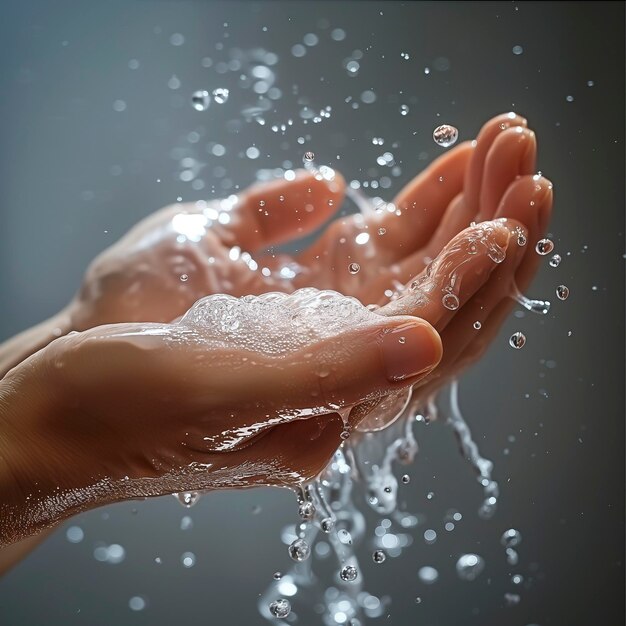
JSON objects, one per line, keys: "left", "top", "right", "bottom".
{"left": 348, "top": 262, "right": 361, "bottom": 274}
{"left": 399, "top": 104, "right": 409, "bottom": 116}
{"left": 418, "top": 566, "right": 439, "bottom": 584}
{"left": 288, "top": 538, "right": 311, "bottom": 562}
{"left": 501, "top": 528, "right": 522, "bottom": 548}
{"left": 298, "top": 501, "right": 316, "bottom": 520}
{"left": 378, "top": 227, "right": 386, "bottom": 235}
{"left": 269, "top": 598, "right": 291, "bottom": 618}
{"left": 504, "top": 593, "right": 521, "bottom": 607}
{"left": 473, "top": 321, "right": 482, "bottom": 330}
{"left": 442, "top": 292, "right": 460, "bottom": 310}
{"left": 549, "top": 254, "right": 562, "bottom": 267}
{"left": 180, "top": 274, "right": 189, "bottom": 282}
{"left": 535, "top": 238, "right": 554, "bottom": 255}
{"left": 556, "top": 285, "right": 569, "bottom": 300}
{"left": 509, "top": 332, "right": 526, "bottom": 349}
{"left": 273, "top": 571, "right": 282, "bottom": 580}
{"left": 212, "top": 87, "right": 229, "bottom": 104}
{"left": 372, "top": 550, "right": 387, "bottom": 563}
{"left": 432, "top": 124, "right": 459, "bottom": 147}
{"left": 339, "top": 565, "right": 358, "bottom": 582}
{"left": 456, "top": 554, "right": 485, "bottom": 581}
{"left": 401, "top": 474, "right": 410, "bottom": 484}
{"left": 174, "top": 492, "right": 200, "bottom": 508}
{"left": 321, "top": 518, "right": 334, "bottom": 533}
{"left": 303, "top": 151, "right": 315, "bottom": 162}
{"left": 191, "top": 90, "right": 210, "bottom": 111}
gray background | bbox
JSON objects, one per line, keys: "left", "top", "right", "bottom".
{"left": 0, "top": 1, "right": 623, "bottom": 625}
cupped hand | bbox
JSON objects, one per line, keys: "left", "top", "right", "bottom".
{"left": 68, "top": 113, "right": 535, "bottom": 330}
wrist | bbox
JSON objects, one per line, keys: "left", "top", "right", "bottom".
{"left": 0, "top": 347, "right": 91, "bottom": 545}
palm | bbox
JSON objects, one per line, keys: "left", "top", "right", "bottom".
{"left": 70, "top": 113, "right": 552, "bottom": 412}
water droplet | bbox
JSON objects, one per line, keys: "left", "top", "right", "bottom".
{"left": 506, "top": 547, "right": 519, "bottom": 565}
{"left": 566, "top": 95, "right": 574, "bottom": 103}
{"left": 504, "top": 592, "right": 521, "bottom": 606}
{"left": 549, "top": 254, "right": 562, "bottom": 267}
{"left": 535, "top": 238, "right": 554, "bottom": 255}
{"left": 273, "top": 571, "right": 282, "bottom": 580}
{"left": 509, "top": 332, "right": 526, "bottom": 349}
{"left": 399, "top": 104, "right": 409, "bottom": 116}
{"left": 298, "top": 501, "right": 316, "bottom": 520}
{"left": 473, "top": 321, "right": 482, "bottom": 330}
{"left": 512, "top": 574, "right": 524, "bottom": 585}
{"left": 129, "top": 596, "right": 146, "bottom": 611}
{"left": 303, "top": 151, "right": 315, "bottom": 162}
{"left": 432, "top": 124, "right": 459, "bottom": 148}
{"left": 66, "top": 526, "right": 84, "bottom": 543}
{"left": 181, "top": 551, "right": 196, "bottom": 568}
{"left": 372, "top": 550, "right": 386, "bottom": 563}
{"left": 180, "top": 274, "right": 189, "bottom": 282}
{"left": 456, "top": 554, "right": 485, "bottom": 581}
{"left": 269, "top": 598, "right": 291, "bottom": 618}
{"left": 174, "top": 491, "right": 200, "bottom": 507}
{"left": 556, "top": 285, "right": 569, "bottom": 300}
{"left": 398, "top": 336, "right": 406, "bottom": 344}
{"left": 517, "top": 233, "right": 527, "bottom": 246}
{"left": 401, "top": 474, "right": 410, "bottom": 484}
{"left": 512, "top": 45, "right": 524, "bottom": 55}
{"left": 170, "top": 33, "right": 185, "bottom": 46}
{"left": 321, "top": 518, "right": 334, "bottom": 533}
{"left": 212, "top": 87, "right": 229, "bottom": 104}
{"left": 340, "top": 428, "right": 351, "bottom": 440}
{"left": 501, "top": 528, "right": 522, "bottom": 548}
{"left": 418, "top": 566, "right": 439, "bottom": 584}
{"left": 378, "top": 227, "right": 386, "bottom": 235}
{"left": 288, "top": 538, "right": 310, "bottom": 561}
{"left": 191, "top": 90, "right": 210, "bottom": 111}
{"left": 340, "top": 564, "right": 358, "bottom": 581}
{"left": 348, "top": 262, "right": 361, "bottom": 274}
{"left": 442, "top": 292, "right": 460, "bottom": 310}
{"left": 423, "top": 529, "right": 437, "bottom": 544}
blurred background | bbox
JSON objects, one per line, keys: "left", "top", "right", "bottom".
{"left": 0, "top": 1, "right": 623, "bottom": 625}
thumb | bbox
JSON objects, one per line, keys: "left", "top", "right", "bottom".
{"left": 306, "top": 315, "right": 442, "bottom": 413}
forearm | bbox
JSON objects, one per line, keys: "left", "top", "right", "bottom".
{"left": 0, "top": 308, "right": 73, "bottom": 379}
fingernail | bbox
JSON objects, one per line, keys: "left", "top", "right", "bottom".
{"left": 380, "top": 322, "right": 442, "bottom": 382}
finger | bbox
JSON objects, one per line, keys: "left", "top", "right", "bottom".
{"left": 298, "top": 142, "right": 473, "bottom": 270}
{"left": 494, "top": 174, "right": 554, "bottom": 291}
{"left": 464, "top": 112, "right": 527, "bottom": 217}
{"left": 215, "top": 169, "right": 346, "bottom": 252}
{"left": 385, "top": 141, "right": 474, "bottom": 255}
{"left": 288, "top": 315, "right": 442, "bottom": 411}
{"left": 413, "top": 177, "right": 552, "bottom": 399}
{"left": 477, "top": 126, "right": 537, "bottom": 222}
{"left": 376, "top": 219, "right": 520, "bottom": 331}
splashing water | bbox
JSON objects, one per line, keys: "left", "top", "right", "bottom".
{"left": 259, "top": 379, "right": 506, "bottom": 624}
{"left": 514, "top": 292, "right": 551, "bottom": 315}
{"left": 444, "top": 381, "right": 499, "bottom": 518}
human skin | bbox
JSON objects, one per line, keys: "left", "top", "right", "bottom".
{"left": 0, "top": 113, "right": 552, "bottom": 547}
